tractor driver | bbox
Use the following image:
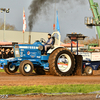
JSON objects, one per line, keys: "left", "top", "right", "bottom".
{"left": 43, "top": 34, "right": 53, "bottom": 55}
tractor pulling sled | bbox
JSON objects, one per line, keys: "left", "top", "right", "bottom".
{"left": 0, "top": 32, "right": 86, "bottom": 76}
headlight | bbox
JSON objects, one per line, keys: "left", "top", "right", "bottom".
{"left": 15, "top": 49, "right": 20, "bottom": 57}
{"left": 15, "top": 45, "right": 20, "bottom": 57}
{"left": 38, "top": 45, "right": 43, "bottom": 51}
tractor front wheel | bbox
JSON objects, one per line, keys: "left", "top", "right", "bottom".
{"left": 19, "top": 60, "right": 34, "bottom": 76}
{"left": 4, "top": 63, "right": 18, "bottom": 75}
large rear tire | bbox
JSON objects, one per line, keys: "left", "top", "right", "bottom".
{"left": 4, "top": 63, "right": 18, "bottom": 75}
{"left": 48, "top": 48, "right": 75, "bottom": 76}
{"left": 19, "top": 60, "right": 34, "bottom": 76}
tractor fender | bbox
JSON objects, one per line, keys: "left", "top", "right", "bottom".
{"left": 47, "top": 46, "right": 64, "bottom": 54}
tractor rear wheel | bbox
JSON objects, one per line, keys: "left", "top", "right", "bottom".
{"left": 34, "top": 67, "right": 45, "bottom": 75}
{"left": 4, "top": 63, "right": 18, "bottom": 75}
{"left": 48, "top": 48, "right": 75, "bottom": 76}
{"left": 19, "top": 60, "right": 34, "bottom": 76}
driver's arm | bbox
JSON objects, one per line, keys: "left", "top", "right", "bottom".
{"left": 47, "top": 38, "right": 53, "bottom": 45}
{"left": 44, "top": 41, "right": 46, "bottom": 43}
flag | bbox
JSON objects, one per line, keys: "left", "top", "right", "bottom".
{"left": 56, "top": 11, "right": 60, "bottom": 32}
{"left": 23, "top": 8, "right": 26, "bottom": 33}
{"left": 53, "top": 24, "right": 55, "bottom": 31}
{"left": 71, "top": 41, "right": 76, "bottom": 45}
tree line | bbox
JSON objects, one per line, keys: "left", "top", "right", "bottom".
{"left": 0, "top": 19, "right": 16, "bottom": 30}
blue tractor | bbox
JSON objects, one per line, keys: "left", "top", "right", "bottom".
{"left": 0, "top": 32, "right": 76, "bottom": 76}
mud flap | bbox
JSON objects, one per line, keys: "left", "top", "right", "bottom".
{"left": 73, "top": 55, "right": 83, "bottom": 76}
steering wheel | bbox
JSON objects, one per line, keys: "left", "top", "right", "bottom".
{"left": 40, "top": 38, "right": 46, "bottom": 44}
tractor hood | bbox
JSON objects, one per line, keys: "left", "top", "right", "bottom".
{"left": 16, "top": 41, "right": 43, "bottom": 49}
{"left": 14, "top": 41, "right": 43, "bottom": 58}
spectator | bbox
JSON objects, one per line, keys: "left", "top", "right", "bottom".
{"left": 7, "top": 49, "right": 11, "bottom": 57}
{"left": 10, "top": 50, "right": 14, "bottom": 57}
{"left": 1, "top": 48, "right": 5, "bottom": 59}
{"left": 0, "top": 50, "right": 2, "bottom": 59}
{"left": 3, "top": 50, "right": 9, "bottom": 59}
{"left": 11, "top": 48, "right": 14, "bottom": 51}
{"left": 1, "top": 48, "right": 5, "bottom": 53}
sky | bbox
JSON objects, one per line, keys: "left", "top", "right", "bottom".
{"left": 0, "top": 0, "right": 100, "bottom": 41}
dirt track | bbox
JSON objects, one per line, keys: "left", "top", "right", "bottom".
{"left": 1, "top": 72, "right": 100, "bottom": 86}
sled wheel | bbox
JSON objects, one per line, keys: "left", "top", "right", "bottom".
{"left": 85, "top": 66, "right": 93, "bottom": 75}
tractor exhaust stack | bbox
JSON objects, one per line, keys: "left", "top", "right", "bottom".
{"left": 28, "top": 32, "right": 31, "bottom": 44}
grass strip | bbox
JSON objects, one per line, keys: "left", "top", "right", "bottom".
{"left": 0, "top": 84, "right": 100, "bottom": 95}
{"left": 0, "top": 69, "right": 4, "bottom": 72}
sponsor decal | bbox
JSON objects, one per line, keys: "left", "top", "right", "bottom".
{"left": 19, "top": 46, "right": 38, "bottom": 49}
{"left": 58, "top": 63, "right": 68, "bottom": 66}
{"left": 37, "top": 56, "right": 41, "bottom": 58}
{"left": 92, "top": 65, "right": 97, "bottom": 69}
{"left": 21, "top": 49, "right": 24, "bottom": 51}
{"left": 31, "top": 56, "right": 35, "bottom": 58}
{"left": 27, "top": 51, "right": 30, "bottom": 55}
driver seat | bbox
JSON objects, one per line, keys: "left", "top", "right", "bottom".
{"left": 51, "top": 36, "right": 55, "bottom": 49}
